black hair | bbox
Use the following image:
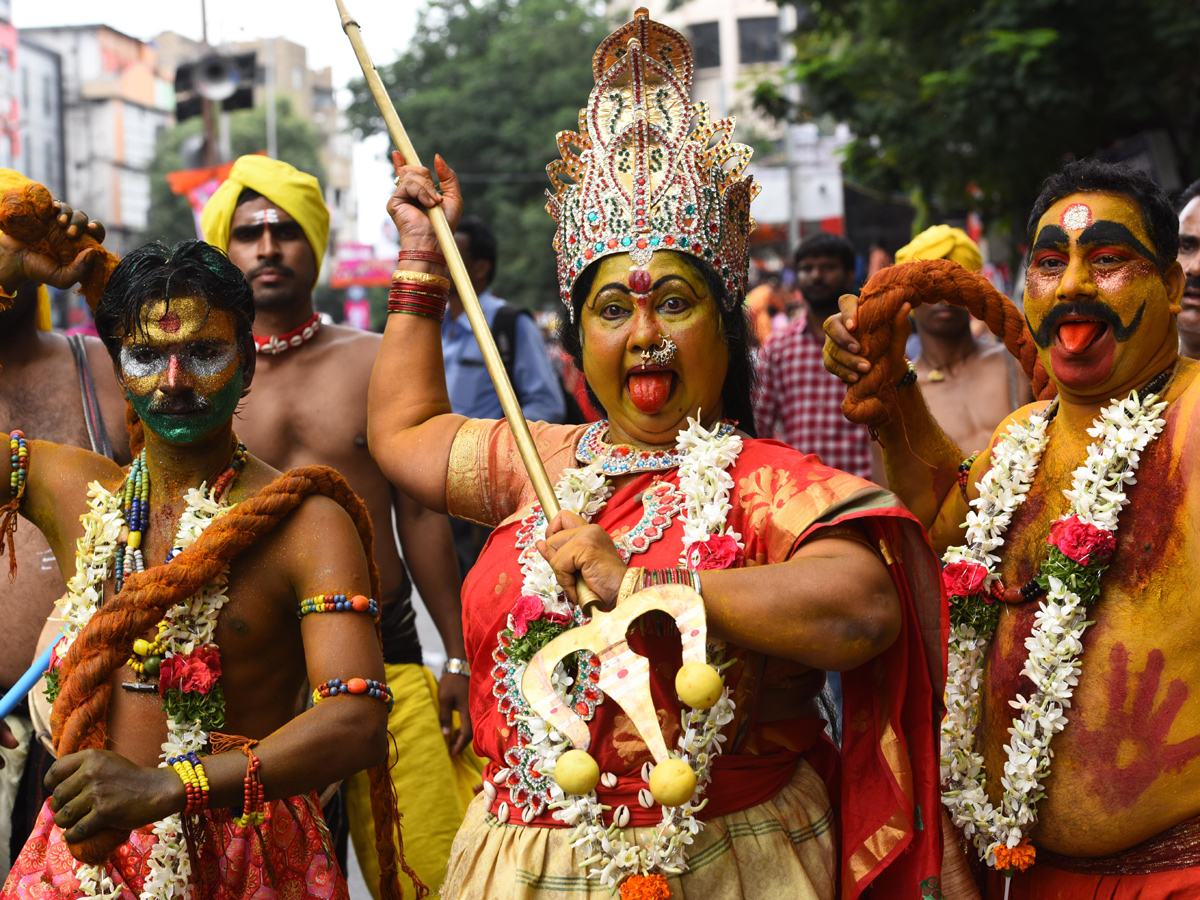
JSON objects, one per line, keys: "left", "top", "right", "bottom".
{"left": 456, "top": 216, "right": 498, "bottom": 286}
{"left": 1026, "top": 160, "right": 1178, "bottom": 271}
{"left": 557, "top": 254, "right": 758, "bottom": 437}
{"left": 94, "top": 240, "right": 256, "bottom": 359}
{"left": 793, "top": 232, "right": 856, "bottom": 272}
{"left": 1177, "top": 178, "right": 1200, "bottom": 213}
{"left": 236, "top": 187, "right": 264, "bottom": 207}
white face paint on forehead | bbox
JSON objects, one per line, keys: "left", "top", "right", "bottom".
{"left": 250, "top": 208, "right": 281, "bottom": 225}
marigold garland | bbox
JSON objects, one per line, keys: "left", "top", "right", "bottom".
{"left": 619, "top": 872, "right": 672, "bottom": 899}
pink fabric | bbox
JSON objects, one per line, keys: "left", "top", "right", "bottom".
{"left": 3, "top": 794, "right": 348, "bottom": 899}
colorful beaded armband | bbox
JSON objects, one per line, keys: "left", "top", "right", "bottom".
{"left": 641, "top": 567, "right": 701, "bottom": 595}
{"left": 312, "top": 677, "right": 394, "bottom": 711}
{"left": 168, "top": 751, "right": 210, "bottom": 815}
{"left": 897, "top": 359, "right": 918, "bottom": 389}
{"left": 9, "top": 431, "right": 28, "bottom": 501}
{"left": 298, "top": 593, "right": 378, "bottom": 618}
{"left": 236, "top": 745, "right": 265, "bottom": 827}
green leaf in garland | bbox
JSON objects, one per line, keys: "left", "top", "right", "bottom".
{"left": 161, "top": 684, "right": 226, "bottom": 732}
{"left": 44, "top": 668, "right": 60, "bottom": 705}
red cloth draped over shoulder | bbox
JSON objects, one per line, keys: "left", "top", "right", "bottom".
{"left": 448, "top": 422, "right": 947, "bottom": 900}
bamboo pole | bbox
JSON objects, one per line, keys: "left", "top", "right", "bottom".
{"left": 336, "top": 0, "right": 602, "bottom": 608}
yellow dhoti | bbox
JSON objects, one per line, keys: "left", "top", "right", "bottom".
{"left": 441, "top": 760, "right": 836, "bottom": 899}
{"left": 347, "top": 663, "right": 485, "bottom": 899}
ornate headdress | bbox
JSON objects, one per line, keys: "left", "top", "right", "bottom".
{"left": 546, "top": 8, "right": 758, "bottom": 318}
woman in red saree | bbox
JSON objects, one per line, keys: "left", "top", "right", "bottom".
{"left": 367, "top": 12, "right": 946, "bottom": 898}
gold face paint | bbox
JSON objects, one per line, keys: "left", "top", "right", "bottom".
{"left": 580, "top": 251, "right": 728, "bottom": 445}
{"left": 119, "top": 297, "right": 241, "bottom": 398}
{"left": 1023, "top": 191, "right": 1179, "bottom": 394}
{"left": 118, "top": 296, "right": 246, "bottom": 445}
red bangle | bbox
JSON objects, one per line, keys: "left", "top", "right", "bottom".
{"left": 389, "top": 283, "right": 449, "bottom": 299}
{"left": 388, "top": 290, "right": 448, "bottom": 322}
{"left": 397, "top": 249, "right": 447, "bottom": 266}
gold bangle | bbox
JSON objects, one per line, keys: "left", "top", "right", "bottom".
{"left": 618, "top": 567, "right": 644, "bottom": 605}
{"left": 391, "top": 269, "right": 452, "bottom": 290}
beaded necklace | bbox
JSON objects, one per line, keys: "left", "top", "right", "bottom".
{"left": 575, "top": 419, "right": 736, "bottom": 475}
{"left": 115, "top": 452, "right": 150, "bottom": 592}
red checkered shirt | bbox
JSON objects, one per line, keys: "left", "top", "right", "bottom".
{"left": 753, "top": 318, "right": 874, "bottom": 479}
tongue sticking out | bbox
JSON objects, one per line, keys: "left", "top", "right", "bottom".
{"left": 1058, "top": 320, "right": 1106, "bottom": 354}
{"left": 628, "top": 371, "right": 674, "bottom": 414}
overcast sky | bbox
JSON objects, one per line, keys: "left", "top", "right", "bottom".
{"left": 14, "top": 0, "right": 422, "bottom": 248}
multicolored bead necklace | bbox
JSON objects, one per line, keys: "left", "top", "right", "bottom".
{"left": 115, "top": 450, "right": 151, "bottom": 593}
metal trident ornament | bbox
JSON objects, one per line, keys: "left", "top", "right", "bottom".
{"left": 520, "top": 584, "right": 707, "bottom": 763}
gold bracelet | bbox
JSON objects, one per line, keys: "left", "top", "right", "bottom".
{"left": 391, "top": 269, "right": 452, "bottom": 290}
{"left": 618, "top": 567, "right": 644, "bottom": 605}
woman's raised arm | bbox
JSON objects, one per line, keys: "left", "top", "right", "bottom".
{"left": 367, "top": 152, "right": 468, "bottom": 513}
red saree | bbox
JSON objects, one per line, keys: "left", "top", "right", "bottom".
{"left": 446, "top": 420, "right": 947, "bottom": 899}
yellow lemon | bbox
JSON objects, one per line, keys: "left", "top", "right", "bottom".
{"left": 649, "top": 758, "right": 697, "bottom": 807}
{"left": 554, "top": 749, "right": 600, "bottom": 796}
{"left": 675, "top": 662, "right": 723, "bottom": 709}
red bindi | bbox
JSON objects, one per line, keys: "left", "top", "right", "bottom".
{"left": 158, "top": 311, "right": 181, "bottom": 334}
{"left": 628, "top": 269, "right": 652, "bottom": 294}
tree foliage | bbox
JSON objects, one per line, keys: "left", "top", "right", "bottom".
{"left": 346, "top": 0, "right": 608, "bottom": 310}
{"left": 771, "top": 0, "right": 1200, "bottom": 236}
{"left": 143, "top": 98, "right": 327, "bottom": 248}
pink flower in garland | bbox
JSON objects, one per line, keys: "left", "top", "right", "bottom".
{"left": 47, "top": 638, "right": 65, "bottom": 673}
{"left": 943, "top": 560, "right": 988, "bottom": 597}
{"left": 1048, "top": 516, "right": 1116, "bottom": 567}
{"left": 686, "top": 534, "right": 742, "bottom": 571}
{"left": 511, "top": 595, "right": 547, "bottom": 638}
{"left": 159, "top": 646, "right": 222, "bottom": 695}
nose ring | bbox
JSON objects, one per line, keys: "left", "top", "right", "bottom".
{"left": 641, "top": 335, "right": 677, "bottom": 367}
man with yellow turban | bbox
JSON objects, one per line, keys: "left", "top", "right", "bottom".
{"left": 0, "top": 171, "right": 130, "bottom": 881}
{"left": 202, "top": 155, "right": 481, "bottom": 897}
{"left": 895, "top": 224, "right": 1030, "bottom": 452}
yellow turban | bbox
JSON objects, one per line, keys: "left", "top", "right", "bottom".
{"left": 895, "top": 225, "right": 982, "bottom": 272}
{"left": 200, "top": 155, "right": 329, "bottom": 285}
{"left": 0, "top": 169, "right": 51, "bottom": 329}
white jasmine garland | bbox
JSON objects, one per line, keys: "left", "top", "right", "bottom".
{"left": 941, "top": 386, "right": 1169, "bottom": 869}
{"left": 505, "top": 416, "right": 741, "bottom": 890}
{"left": 55, "top": 482, "right": 232, "bottom": 900}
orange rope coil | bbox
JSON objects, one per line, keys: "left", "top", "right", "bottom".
{"left": 840, "top": 258, "right": 1055, "bottom": 428}
{"left": 49, "top": 463, "right": 424, "bottom": 899}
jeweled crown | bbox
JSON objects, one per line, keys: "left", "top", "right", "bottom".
{"left": 546, "top": 8, "right": 758, "bottom": 316}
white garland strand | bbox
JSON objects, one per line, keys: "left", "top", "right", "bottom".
{"left": 58, "top": 483, "right": 231, "bottom": 900}
{"left": 507, "top": 417, "right": 742, "bottom": 889}
{"left": 941, "top": 388, "right": 1168, "bottom": 865}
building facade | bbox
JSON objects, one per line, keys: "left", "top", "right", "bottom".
{"left": 22, "top": 24, "right": 172, "bottom": 255}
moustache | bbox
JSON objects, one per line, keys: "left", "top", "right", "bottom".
{"left": 1185, "top": 276, "right": 1200, "bottom": 296}
{"left": 1029, "top": 300, "right": 1145, "bottom": 350}
{"left": 148, "top": 393, "right": 212, "bottom": 416}
{"left": 248, "top": 262, "right": 295, "bottom": 280}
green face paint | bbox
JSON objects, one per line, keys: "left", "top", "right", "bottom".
{"left": 130, "top": 367, "right": 244, "bottom": 445}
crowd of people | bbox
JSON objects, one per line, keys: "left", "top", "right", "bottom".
{"left": 0, "top": 8, "right": 1199, "bottom": 900}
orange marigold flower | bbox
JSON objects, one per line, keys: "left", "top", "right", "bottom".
{"left": 993, "top": 838, "right": 1036, "bottom": 873}
{"left": 619, "top": 873, "right": 672, "bottom": 900}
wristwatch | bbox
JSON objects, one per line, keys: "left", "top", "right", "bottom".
{"left": 443, "top": 658, "right": 471, "bottom": 678}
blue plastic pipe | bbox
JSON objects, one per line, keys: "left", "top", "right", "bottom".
{"left": 0, "top": 641, "right": 56, "bottom": 720}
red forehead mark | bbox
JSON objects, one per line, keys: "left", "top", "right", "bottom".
{"left": 158, "top": 311, "right": 181, "bottom": 334}
{"left": 628, "top": 269, "right": 652, "bottom": 295}
{"left": 1061, "top": 203, "right": 1092, "bottom": 231}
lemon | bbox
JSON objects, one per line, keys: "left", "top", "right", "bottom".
{"left": 675, "top": 662, "right": 723, "bottom": 709}
{"left": 554, "top": 749, "right": 600, "bottom": 796}
{"left": 649, "top": 758, "right": 697, "bottom": 807}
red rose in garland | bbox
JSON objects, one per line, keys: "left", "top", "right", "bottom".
{"left": 1048, "top": 515, "right": 1116, "bottom": 567}
{"left": 159, "top": 645, "right": 222, "bottom": 695}
{"left": 943, "top": 560, "right": 988, "bottom": 597}
{"left": 686, "top": 534, "right": 741, "bottom": 570}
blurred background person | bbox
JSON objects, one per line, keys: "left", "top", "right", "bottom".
{"left": 895, "top": 225, "right": 1032, "bottom": 453}
{"left": 754, "top": 232, "right": 874, "bottom": 480}
{"left": 1177, "top": 180, "right": 1200, "bottom": 360}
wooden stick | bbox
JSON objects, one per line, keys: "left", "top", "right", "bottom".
{"left": 336, "top": 0, "right": 602, "bottom": 608}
